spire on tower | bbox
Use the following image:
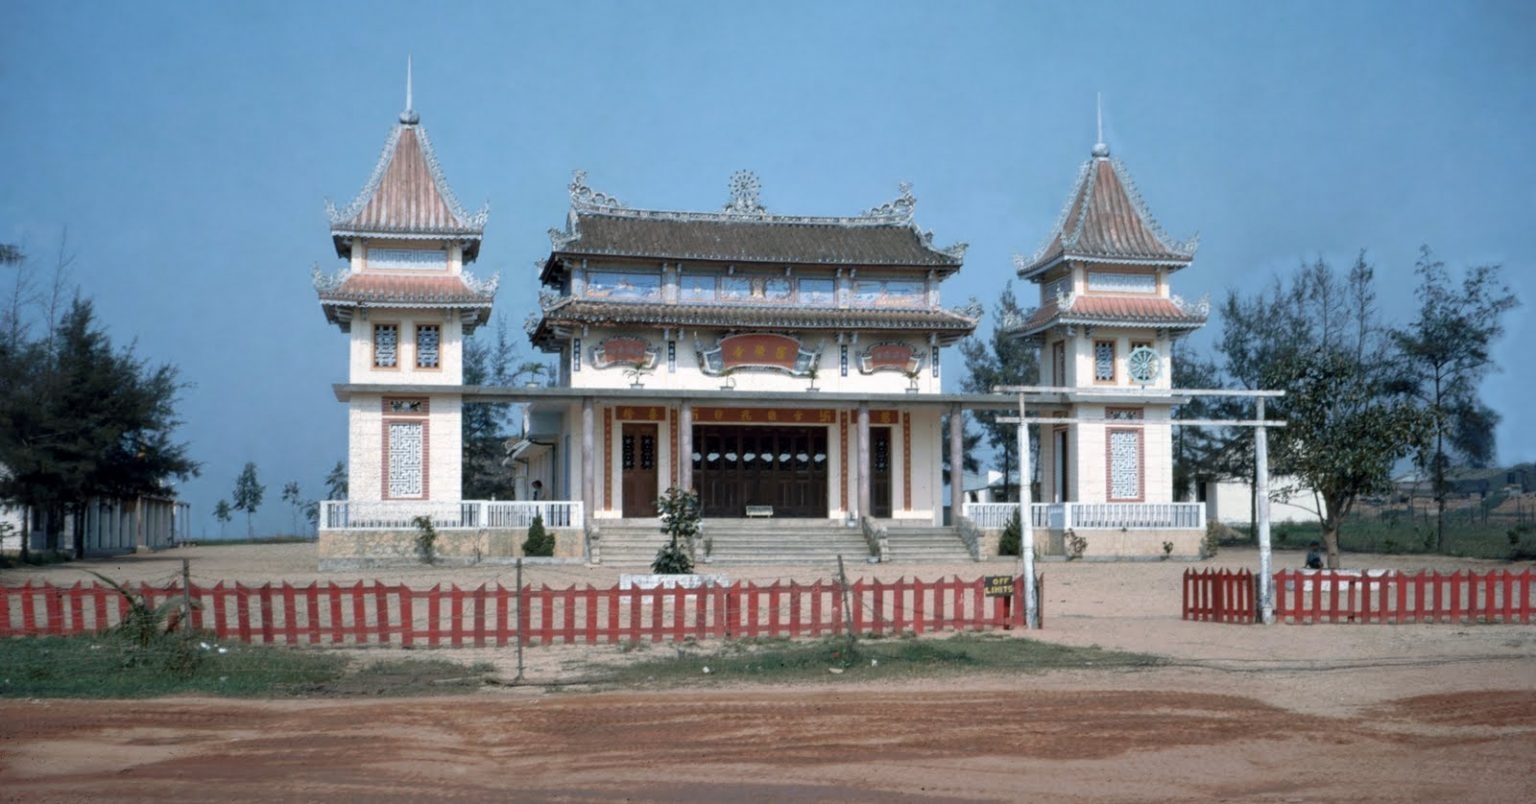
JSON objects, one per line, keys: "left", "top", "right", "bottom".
{"left": 400, "top": 55, "right": 419, "bottom": 125}
{"left": 1092, "top": 93, "right": 1109, "bottom": 158}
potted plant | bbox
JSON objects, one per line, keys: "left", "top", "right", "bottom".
{"left": 624, "top": 359, "right": 653, "bottom": 389}
{"left": 805, "top": 362, "right": 820, "bottom": 392}
{"left": 517, "top": 361, "right": 550, "bottom": 388}
{"left": 903, "top": 367, "right": 921, "bottom": 392}
{"left": 719, "top": 366, "right": 737, "bottom": 390}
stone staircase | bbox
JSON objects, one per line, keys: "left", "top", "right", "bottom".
{"left": 882, "top": 524, "right": 976, "bottom": 563}
{"left": 594, "top": 519, "right": 870, "bottom": 567}
{"left": 594, "top": 519, "right": 971, "bottom": 566}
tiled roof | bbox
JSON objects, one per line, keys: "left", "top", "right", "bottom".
{"left": 319, "top": 273, "right": 495, "bottom": 306}
{"left": 529, "top": 298, "right": 978, "bottom": 350}
{"left": 559, "top": 212, "right": 963, "bottom": 268}
{"left": 328, "top": 122, "right": 488, "bottom": 261}
{"left": 1017, "top": 152, "right": 1197, "bottom": 278}
{"left": 1012, "top": 295, "right": 1206, "bottom": 338}
{"left": 316, "top": 272, "right": 496, "bottom": 331}
{"left": 541, "top": 172, "right": 966, "bottom": 282}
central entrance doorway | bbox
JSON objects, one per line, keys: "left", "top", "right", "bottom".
{"left": 693, "top": 425, "right": 829, "bottom": 518}
{"left": 621, "top": 423, "right": 659, "bottom": 518}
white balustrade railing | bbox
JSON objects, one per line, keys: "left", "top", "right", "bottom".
{"left": 320, "top": 500, "right": 584, "bottom": 531}
{"left": 960, "top": 501, "right": 1205, "bottom": 531}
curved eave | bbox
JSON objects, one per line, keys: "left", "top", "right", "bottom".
{"left": 318, "top": 297, "right": 495, "bottom": 333}
{"left": 1009, "top": 311, "right": 1207, "bottom": 340}
{"left": 529, "top": 300, "right": 978, "bottom": 350}
{"left": 1016, "top": 250, "right": 1194, "bottom": 281}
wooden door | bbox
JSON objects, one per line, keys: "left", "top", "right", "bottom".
{"left": 621, "top": 423, "right": 659, "bottom": 517}
{"left": 871, "top": 427, "right": 892, "bottom": 518}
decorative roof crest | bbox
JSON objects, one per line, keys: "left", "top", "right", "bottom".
{"left": 568, "top": 169, "right": 626, "bottom": 211}
{"left": 722, "top": 170, "right": 768, "bottom": 217}
{"left": 461, "top": 269, "right": 500, "bottom": 296}
{"left": 1172, "top": 293, "right": 1211, "bottom": 318}
{"left": 311, "top": 264, "right": 349, "bottom": 294}
{"left": 861, "top": 182, "right": 916, "bottom": 222}
{"left": 955, "top": 297, "right": 984, "bottom": 321}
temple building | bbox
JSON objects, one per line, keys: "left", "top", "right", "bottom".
{"left": 312, "top": 80, "right": 1211, "bottom": 567}
{"left": 521, "top": 170, "right": 979, "bottom": 535}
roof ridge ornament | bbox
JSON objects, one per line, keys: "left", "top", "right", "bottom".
{"left": 400, "top": 55, "right": 419, "bottom": 125}
{"left": 722, "top": 170, "right": 768, "bottom": 217}
{"left": 861, "top": 182, "right": 916, "bottom": 222}
{"left": 568, "top": 169, "right": 626, "bottom": 210}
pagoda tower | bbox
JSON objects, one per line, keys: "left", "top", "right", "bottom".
{"left": 314, "top": 70, "right": 495, "bottom": 504}
{"left": 1010, "top": 135, "right": 1207, "bottom": 506}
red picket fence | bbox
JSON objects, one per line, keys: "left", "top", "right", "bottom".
{"left": 1274, "top": 569, "right": 1535, "bottom": 625}
{"left": 0, "top": 575, "right": 1033, "bottom": 647}
{"left": 1182, "top": 569, "right": 1256, "bottom": 623}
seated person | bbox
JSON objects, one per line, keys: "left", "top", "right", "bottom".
{"left": 1305, "top": 541, "right": 1324, "bottom": 570}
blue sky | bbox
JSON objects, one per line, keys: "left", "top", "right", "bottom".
{"left": 3, "top": 1, "right": 1532, "bottom": 537}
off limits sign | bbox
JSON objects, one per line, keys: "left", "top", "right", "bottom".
{"left": 984, "top": 576, "right": 1015, "bottom": 597}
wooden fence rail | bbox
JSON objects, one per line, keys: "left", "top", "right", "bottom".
{"left": 1182, "top": 568, "right": 1256, "bottom": 623}
{"left": 1274, "top": 569, "right": 1535, "bottom": 624}
{"left": 1183, "top": 568, "right": 1536, "bottom": 624}
{"left": 0, "top": 575, "right": 1031, "bottom": 647}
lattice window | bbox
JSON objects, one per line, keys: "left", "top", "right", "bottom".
{"left": 373, "top": 324, "right": 398, "bottom": 368}
{"left": 416, "top": 325, "right": 440, "bottom": 369}
{"left": 1052, "top": 341, "right": 1067, "bottom": 386}
{"left": 387, "top": 421, "right": 424, "bottom": 498}
{"left": 1094, "top": 341, "right": 1115, "bottom": 382}
{"left": 1087, "top": 271, "right": 1156, "bottom": 294}
{"left": 1106, "top": 407, "right": 1144, "bottom": 421}
{"left": 1108, "top": 429, "right": 1141, "bottom": 500}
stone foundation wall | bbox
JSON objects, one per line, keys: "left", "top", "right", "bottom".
{"left": 982, "top": 527, "right": 1205, "bottom": 561}
{"left": 317, "top": 527, "right": 585, "bottom": 570}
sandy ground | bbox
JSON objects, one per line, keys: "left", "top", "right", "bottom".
{"left": 3, "top": 545, "right": 1535, "bottom": 801}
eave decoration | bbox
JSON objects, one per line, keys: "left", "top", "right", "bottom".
{"left": 697, "top": 333, "right": 819, "bottom": 376}
{"left": 858, "top": 342, "right": 922, "bottom": 375}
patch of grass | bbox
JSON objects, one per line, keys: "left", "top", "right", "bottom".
{"left": 185, "top": 536, "right": 315, "bottom": 546}
{"left": 0, "top": 635, "right": 493, "bottom": 699}
{"left": 588, "top": 633, "right": 1162, "bottom": 687}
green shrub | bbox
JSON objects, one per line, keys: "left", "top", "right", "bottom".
{"left": 652, "top": 487, "right": 700, "bottom": 574}
{"left": 998, "top": 510, "right": 1021, "bottom": 557}
{"left": 521, "top": 512, "right": 555, "bottom": 557}
{"left": 412, "top": 515, "right": 437, "bottom": 565}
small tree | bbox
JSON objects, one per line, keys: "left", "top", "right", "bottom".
{"left": 212, "top": 500, "right": 232, "bottom": 538}
{"left": 231, "top": 462, "right": 265, "bottom": 538}
{"left": 323, "top": 460, "right": 347, "bottom": 500}
{"left": 998, "top": 509, "right": 1021, "bottom": 556}
{"left": 281, "top": 481, "right": 302, "bottom": 537}
{"left": 651, "top": 487, "right": 700, "bottom": 574}
{"left": 522, "top": 511, "right": 555, "bottom": 557}
{"left": 1390, "top": 248, "right": 1519, "bottom": 551}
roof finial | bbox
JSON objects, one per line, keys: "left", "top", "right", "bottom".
{"left": 400, "top": 55, "right": 419, "bottom": 125}
{"left": 1092, "top": 92, "right": 1109, "bottom": 158}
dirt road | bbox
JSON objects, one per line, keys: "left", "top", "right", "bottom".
{"left": 4, "top": 545, "right": 1534, "bottom": 800}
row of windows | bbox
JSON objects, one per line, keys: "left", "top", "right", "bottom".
{"left": 1048, "top": 340, "right": 1153, "bottom": 385}
{"left": 372, "top": 324, "right": 441, "bottom": 370}
{"left": 583, "top": 270, "right": 930, "bottom": 308}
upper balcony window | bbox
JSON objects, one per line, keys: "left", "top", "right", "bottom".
{"left": 586, "top": 270, "right": 661, "bottom": 301}
{"left": 368, "top": 247, "right": 447, "bottom": 271}
{"left": 681, "top": 275, "right": 716, "bottom": 302}
{"left": 798, "top": 277, "right": 836, "bottom": 305}
{"left": 1086, "top": 271, "right": 1156, "bottom": 294}
{"left": 853, "top": 278, "right": 925, "bottom": 308}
